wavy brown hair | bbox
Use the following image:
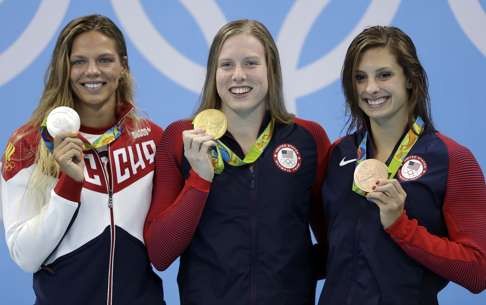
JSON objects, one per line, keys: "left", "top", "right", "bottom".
{"left": 342, "top": 25, "right": 433, "bottom": 133}
{"left": 195, "top": 19, "right": 293, "bottom": 124}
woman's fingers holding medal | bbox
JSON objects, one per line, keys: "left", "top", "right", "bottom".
{"left": 366, "top": 179, "right": 407, "bottom": 229}
{"left": 53, "top": 132, "right": 85, "bottom": 182}
{"left": 183, "top": 129, "right": 216, "bottom": 182}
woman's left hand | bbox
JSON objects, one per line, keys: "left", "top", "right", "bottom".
{"left": 366, "top": 179, "right": 407, "bottom": 229}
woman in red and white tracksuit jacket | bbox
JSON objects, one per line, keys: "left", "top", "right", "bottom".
{"left": 1, "top": 15, "right": 165, "bottom": 305}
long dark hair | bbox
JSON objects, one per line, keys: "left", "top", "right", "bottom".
{"left": 342, "top": 25, "right": 432, "bottom": 133}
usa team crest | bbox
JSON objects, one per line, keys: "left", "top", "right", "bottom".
{"left": 398, "top": 155, "right": 427, "bottom": 181}
{"left": 273, "top": 144, "right": 301, "bottom": 173}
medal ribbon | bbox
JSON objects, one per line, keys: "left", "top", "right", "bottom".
{"left": 210, "top": 119, "right": 274, "bottom": 174}
{"left": 352, "top": 116, "right": 424, "bottom": 196}
{"left": 40, "top": 118, "right": 122, "bottom": 152}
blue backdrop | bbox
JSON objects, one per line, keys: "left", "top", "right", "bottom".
{"left": 1, "top": 1, "right": 485, "bottom": 304}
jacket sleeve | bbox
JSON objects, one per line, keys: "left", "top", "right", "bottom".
{"left": 144, "top": 121, "right": 211, "bottom": 271}
{"left": 1, "top": 135, "right": 81, "bottom": 273}
{"left": 294, "top": 118, "right": 331, "bottom": 279}
{"left": 386, "top": 134, "right": 486, "bottom": 293}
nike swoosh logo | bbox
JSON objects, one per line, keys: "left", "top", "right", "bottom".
{"left": 339, "top": 157, "right": 357, "bottom": 167}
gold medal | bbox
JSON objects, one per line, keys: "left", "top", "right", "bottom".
{"left": 353, "top": 159, "right": 389, "bottom": 193}
{"left": 193, "top": 109, "right": 227, "bottom": 139}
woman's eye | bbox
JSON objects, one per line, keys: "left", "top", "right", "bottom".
{"left": 378, "top": 71, "right": 392, "bottom": 79}
{"left": 71, "top": 59, "right": 85, "bottom": 66}
{"left": 220, "top": 62, "right": 232, "bottom": 68}
{"left": 99, "top": 57, "right": 114, "bottom": 64}
{"left": 355, "top": 73, "right": 366, "bottom": 82}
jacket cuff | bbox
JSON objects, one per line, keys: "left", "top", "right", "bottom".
{"left": 54, "top": 173, "right": 83, "bottom": 203}
{"left": 385, "top": 210, "right": 416, "bottom": 241}
{"left": 187, "top": 169, "right": 211, "bottom": 192}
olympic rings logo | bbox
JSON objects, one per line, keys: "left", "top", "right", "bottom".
{"left": 0, "top": 0, "right": 70, "bottom": 86}
{"left": 448, "top": 0, "right": 486, "bottom": 57}
{"left": 111, "top": 0, "right": 400, "bottom": 113}
{"left": 1, "top": 0, "right": 484, "bottom": 114}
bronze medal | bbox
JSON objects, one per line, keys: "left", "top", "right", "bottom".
{"left": 353, "top": 158, "right": 389, "bottom": 193}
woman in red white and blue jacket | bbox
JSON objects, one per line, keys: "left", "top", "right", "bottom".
{"left": 319, "top": 26, "right": 486, "bottom": 305}
{"left": 144, "top": 19, "right": 330, "bottom": 305}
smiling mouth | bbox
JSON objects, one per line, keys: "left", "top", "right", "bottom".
{"left": 230, "top": 86, "right": 252, "bottom": 95}
{"left": 364, "top": 96, "right": 388, "bottom": 107}
{"left": 81, "top": 81, "right": 106, "bottom": 90}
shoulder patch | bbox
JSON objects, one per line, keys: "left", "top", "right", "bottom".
{"left": 2, "top": 128, "right": 39, "bottom": 179}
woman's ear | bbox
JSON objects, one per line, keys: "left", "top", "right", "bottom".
{"left": 122, "top": 56, "right": 128, "bottom": 70}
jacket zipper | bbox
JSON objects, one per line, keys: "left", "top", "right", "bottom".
{"left": 249, "top": 164, "right": 257, "bottom": 305}
{"left": 95, "top": 148, "right": 116, "bottom": 305}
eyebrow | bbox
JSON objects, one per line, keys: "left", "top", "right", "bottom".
{"left": 218, "top": 55, "right": 261, "bottom": 61}
{"left": 70, "top": 53, "right": 116, "bottom": 59}
{"left": 356, "top": 67, "right": 392, "bottom": 73}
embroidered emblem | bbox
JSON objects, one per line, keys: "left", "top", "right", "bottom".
{"left": 131, "top": 127, "right": 151, "bottom": 139}
{"left": 398, "top": 155, "right": 427, "bottom": 181}
{"left": 3, "top": 142, "right": 16, "bottom": 172}
{"left": 273, "top": 144, "right": 301, "bottom": 173}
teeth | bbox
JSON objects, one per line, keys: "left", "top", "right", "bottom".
{"left": 367, "top": 97, "right": 386, "bottom": 105}
{"left": 83, "top": 83, "right": 102, "bottom": 89}
{"left": 230, "top": 87, "right": 251, "bottom": 94}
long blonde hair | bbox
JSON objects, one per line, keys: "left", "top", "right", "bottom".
{"left": 195, "top": 19, "right": 293, "bottom": 124}
{"left": 13, "top": 14, "right": 142, "bottom": 202}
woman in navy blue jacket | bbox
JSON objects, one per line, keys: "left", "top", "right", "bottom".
{"left": 319, "top": 25, "right": 486, "bottom": 305}
{"left": 145, "top": 19, "right": 330, "bottom": 305}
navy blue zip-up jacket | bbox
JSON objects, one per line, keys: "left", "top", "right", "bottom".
{"left": 145, "top": 116, "right": 330, "bottom": 305}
